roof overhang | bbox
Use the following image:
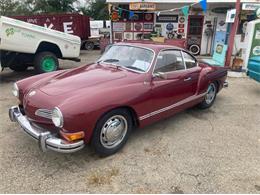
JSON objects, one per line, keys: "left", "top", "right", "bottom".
{"left": 106, "top": 0, "right": 260, "bottom": 3}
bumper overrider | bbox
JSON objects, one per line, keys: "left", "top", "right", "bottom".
{"left": 9, "top": 106, "right": 85, "bottom": 153}
{"left": 223, "top": 81, "right": 228, "bottom": 88}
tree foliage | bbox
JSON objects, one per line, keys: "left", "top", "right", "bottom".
{"left": 0, "top": 0, "right": 108, "bottom": 19}
{"left": 79, "top": 0, "right": 109, "bottom": 20}
{"left": 33, "top": 0, "right": 78, "bottom": 13}
{"left": 0, "top": 0, "right": 19, "bottom": 16}
{"left": 0, "top": 0, "right": 79, "bottom": 16}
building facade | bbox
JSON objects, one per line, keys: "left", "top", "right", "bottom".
{"left": 106, "top": 0, "right": 260, "bottom": 57}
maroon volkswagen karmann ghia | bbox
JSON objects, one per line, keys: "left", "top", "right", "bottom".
{"left": 9, "top": 42, "right": 228, "bottom": 156}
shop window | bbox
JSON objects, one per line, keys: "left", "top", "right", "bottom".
{"left": 189, "top": 18, "right": 203, "bottom": 35}
{"left": 155, "top": 50, "right": 185, "bottom": 73}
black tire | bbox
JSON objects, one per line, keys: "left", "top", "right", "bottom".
{"left": 91, "top": 108, "right": 133, "bottom": 157}
{"left": 167, "top": 33, "right": 175, "bottom": 39}
{"left": 84, "top": 42, "right": 95, "bottom": 50}
{"left": 198, "top": 82, "right": 217, "bottom": 109}
{"left": 189, "top": 44, "right": 200, "bottom": 56}
{"left": 177, "top": 34, "right": 183, "bottom": 39}
{"left": 34, "top": 52, "right": 59, "bottom": 74}
{"left": 9, "top": 64, "right": 28, "bottom": 72}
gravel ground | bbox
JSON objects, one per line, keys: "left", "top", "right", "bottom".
{"left": 0, "top": 50, "right": 259, "bottom": 193}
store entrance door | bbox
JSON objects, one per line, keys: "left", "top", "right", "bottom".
{"left": 187, "top": 15, "right": 204, "bottom": 55}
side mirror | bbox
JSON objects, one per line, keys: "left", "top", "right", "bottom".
{"left": 153, "top": 72, "right": 167, "bottom": 79}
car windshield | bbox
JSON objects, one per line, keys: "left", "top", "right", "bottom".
{"left": 98, "top": 45, "right": 154, "bottom": 72}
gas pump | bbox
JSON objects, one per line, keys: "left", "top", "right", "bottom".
{"left": 244, "top": 8, "right": 260, "bottom": 82}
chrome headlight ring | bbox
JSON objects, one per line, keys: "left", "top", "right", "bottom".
{"left": 52, "top": 107, "right": 64, "bottom": 128}
{"left": 12, "top": 83, "right": 19, "bottom": 98}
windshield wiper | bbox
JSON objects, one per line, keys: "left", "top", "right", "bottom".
{"left": 125, "top": 66, "right": 145, "bottom": 72}
{"left": 101, "top": 59, "right": 119, "bottom": 63}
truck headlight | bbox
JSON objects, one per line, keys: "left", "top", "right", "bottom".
{"left": 52, "top": 107, "right": 64, "bottom": 128}
{"left": 12, "top": 83, "right": 19, "bottom": 97}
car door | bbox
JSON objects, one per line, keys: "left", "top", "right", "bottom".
{"left": 149, "top": 49, "right": 192, "bottom": 117}
{"left": 182, "top": 51, "right": 201, "bottom": 96}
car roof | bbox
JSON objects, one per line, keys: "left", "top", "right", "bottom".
{"left": 115, "top": 42, "right": 182, "bottom": 52}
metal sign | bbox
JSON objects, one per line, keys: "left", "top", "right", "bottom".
{"left": 257, "top": 8, "right": 260, "bottom": 19}
{"left": 129, "top": 2, "right": 156, "bottom": 11}
{"left": 166, "top": 23, "right": 174, "bottom": 31}
{"left": 242, "top": 3, "right": 260, "bottom": 11}
{"left": 156, "top": 15, "right": 178, "bottom": 23}
{"left": 226, "top": 9, "right": 236, "bottom": 23}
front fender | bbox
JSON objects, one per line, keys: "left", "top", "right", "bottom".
{"left": 59, "top": 82, "right": 150, "bottom": 143}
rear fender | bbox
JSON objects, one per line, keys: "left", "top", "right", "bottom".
{"left": 196, "top": 67, "right": 211, "bottom": 95}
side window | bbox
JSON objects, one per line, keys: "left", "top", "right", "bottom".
{"left": 154, "top": 50, "right": 185, "bottom": 73}
{"left": 183, "top": 52, "right": 197, "bottom": 69}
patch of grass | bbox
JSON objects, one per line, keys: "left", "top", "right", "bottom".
{"left": 88, "top": 167, "right": 119, "bottom": 186}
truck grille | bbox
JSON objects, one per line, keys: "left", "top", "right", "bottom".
{"left": 35, "top": 109, "right": 52, "bottom": 119}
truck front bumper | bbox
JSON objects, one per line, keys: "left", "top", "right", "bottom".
{"left": 9, "top": 106, "right": 85, "bottom": 153}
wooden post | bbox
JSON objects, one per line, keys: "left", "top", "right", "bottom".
{"left": 225, "top": 0, "right": 241, "bottom": 67}
{"left": 108, "top": 3, "right": 113, "bottom": 44}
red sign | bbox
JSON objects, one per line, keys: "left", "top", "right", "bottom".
{"left": 178, "top": 29, "right": 184, "bottom": 33}
{"left": 178, "top": 24, "right": 185, "bottom": 28}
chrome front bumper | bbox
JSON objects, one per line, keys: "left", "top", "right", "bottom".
{"left": 9, "top": 106, "right": 85, "bottom": 153}
{"left": 223, "top": 81, "right": 228, "bottom": 88}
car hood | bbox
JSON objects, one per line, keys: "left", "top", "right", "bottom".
{"left": 38, "top": 64, "right": 127, "bottom": 96}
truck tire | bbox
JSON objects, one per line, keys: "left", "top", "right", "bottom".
{"left": 9, "top": 64, "right": 28, "bottom": 72}
{"left": 34, "top": 52, "right": 59, "bottom": 74}
{"left": 84, "top": 42, "right": 95, "bottom": 50}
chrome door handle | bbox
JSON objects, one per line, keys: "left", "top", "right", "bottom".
{"left": 184, "top": 77, "right": 191, "bottom": 81}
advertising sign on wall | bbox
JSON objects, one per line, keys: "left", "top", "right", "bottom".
{"left": 242, "top": 3, "right": 260, "bottom": 11}
{"left": 156, "top": 15, "right": 179, "bottom": 23}
{"left": 130, "top": 3, "right": 156, "bottom": 11}
{"left": 226, "top": 9, "right": 236, "bottom": 23}
{"left": 113, "top": 23, "right": 125, "bottom": 31}
{"left": 250, "top": 22, "right": 260, "bottom": 58}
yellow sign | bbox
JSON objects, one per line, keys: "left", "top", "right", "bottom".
{"left": 129, "top": 2, "right": 156, "bottom": 11}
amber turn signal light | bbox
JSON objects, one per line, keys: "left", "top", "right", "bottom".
{"left": 60, "top": 131, "right": 85, "bottom": 142}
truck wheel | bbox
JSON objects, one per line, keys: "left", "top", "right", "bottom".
{"left": 9, "top": 64, "right": 28, "bottom": 72}
{"left": 34, "top": 52, "right": 59, "bottom": 74}
{"left": 91, "top": 108, "right": 133, "bottom": 157}
{"left": 84, "top": 42, "right": 95, "bottom": 50}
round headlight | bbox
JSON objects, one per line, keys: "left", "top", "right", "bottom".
{"left": 52, "top": 107, "right": 64, "bottom": 128}
{"left": 12, "top": 83, "right": 19, "bottom": 97}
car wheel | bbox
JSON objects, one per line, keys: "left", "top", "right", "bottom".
{"left": 198, "top": 82, "right": 217, "bottom": 109}
{"left": 91, "top": 108, "right": 133, "bottom": 156}
{"left": 84, "top": 42, "right": 95, "bottom": 50}
{"left": 9, "top": 64, "right": 28, "bottom": 72}
{"left": 34, "top": 52, "right": 59, "bottom": 74}
{"left": 189, "top": 44, "right": 200, "bottom": 56}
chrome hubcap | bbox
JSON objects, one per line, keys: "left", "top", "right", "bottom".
{"left": 205, "top": 83, "right": 216, "bottom": 104}
{"left": 100, "top": 115, "right": 128, "bottom": 149}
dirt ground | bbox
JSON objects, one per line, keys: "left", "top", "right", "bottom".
{"left": 0, "top": 50, "right": 259, "bottom": 193}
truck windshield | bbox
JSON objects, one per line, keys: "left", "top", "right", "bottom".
{"left": 98, "top": 45, "right": 154, "bottom": 72}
